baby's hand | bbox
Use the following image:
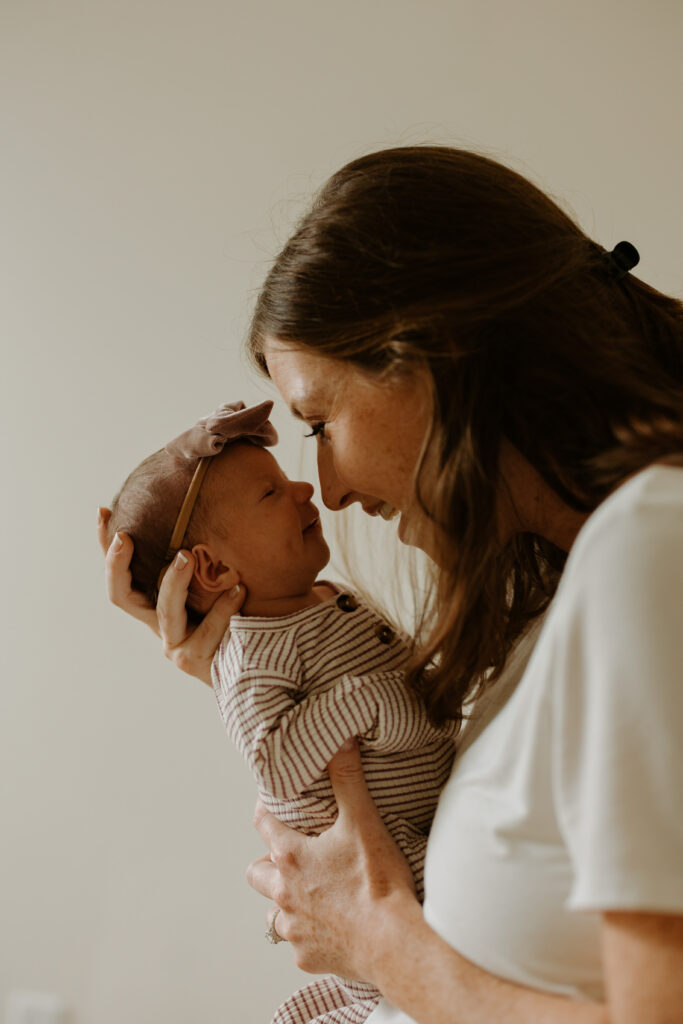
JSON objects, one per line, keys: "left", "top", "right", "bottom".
{"left": 98, "top": 507, "right": 245, "bottom": 684}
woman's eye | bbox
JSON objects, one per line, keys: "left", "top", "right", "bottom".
{"left": 304, "top": 422, "right": 327, "bottom": 440}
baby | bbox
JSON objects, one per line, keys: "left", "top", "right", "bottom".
{"left": 107, "top": 400, "right": 458, "bottom": 1024}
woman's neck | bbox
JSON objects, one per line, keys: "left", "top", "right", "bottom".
{"left": 498, "top": 442, "right": 589, "bottom": 553}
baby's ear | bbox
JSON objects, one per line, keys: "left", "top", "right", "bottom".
{"left": 190, "top": 544, "right": 240, "bottom": 593}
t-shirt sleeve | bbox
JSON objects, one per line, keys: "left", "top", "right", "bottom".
{"left": 551, "top": 486, "right": 683, "bottom": 913}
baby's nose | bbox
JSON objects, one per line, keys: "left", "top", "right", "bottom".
{"left": 293, "top": 479, "right": 315, "bottom": 502}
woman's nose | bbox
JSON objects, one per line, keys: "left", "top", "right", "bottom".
{"left": 317, "top": 445, "right": 354, "bottom": 511}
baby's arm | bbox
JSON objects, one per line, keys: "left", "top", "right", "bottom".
{"left": 362, "top": 670, "right": 459, "bottom": 751}
{"left": 218, "top": 668, "right": 456, "bottom": 801}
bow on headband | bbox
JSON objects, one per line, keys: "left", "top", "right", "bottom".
{"left": 159, "top": 400, "right": 279, "bottom": 582}
{"left": 165, "top": 400, "right": 278, "bottom": 458}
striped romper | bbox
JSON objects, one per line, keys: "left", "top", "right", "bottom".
{"left": 211, "top": 586, "right": 458, "bottom": 1024}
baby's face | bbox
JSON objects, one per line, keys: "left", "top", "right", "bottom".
{"left": 201, "top": 444, "right": 330, "bottom": 600}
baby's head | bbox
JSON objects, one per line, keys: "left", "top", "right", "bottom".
{"left": 107, "top": 402, "right": 330, "bottom": 619}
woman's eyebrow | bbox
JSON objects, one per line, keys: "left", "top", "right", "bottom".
{"left": 287, "top": 385, "right": 328, "bottom": 420}
{"left": 290, "top": 394, "right": 327, "bottom": 420}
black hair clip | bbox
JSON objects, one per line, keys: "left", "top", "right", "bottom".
{"left": 602, "top": 241, "right": 640, "bottom": 281}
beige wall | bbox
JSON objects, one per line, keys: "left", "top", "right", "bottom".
{"left": 1, "top": 1, "right": 682, "bottom": 1021}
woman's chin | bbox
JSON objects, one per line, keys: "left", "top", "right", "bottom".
{"left": 397, "top": 512, "right": 408, "bottom": 543}
{"left": 398, "top": 511, "right": 421, "bottom": 548}
{"left": 398, "top": 512, "right": 441, "bottom": 563}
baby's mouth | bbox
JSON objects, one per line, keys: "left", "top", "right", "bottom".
{"left": 302, "top": 515, "right": 321, "bottom": 534}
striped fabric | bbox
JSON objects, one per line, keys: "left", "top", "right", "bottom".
{"left": 212, "top": 587, "right": 458, "bottom": 1024}
{"left": 272, "top": 976, "right": 381, "bottom": 1023}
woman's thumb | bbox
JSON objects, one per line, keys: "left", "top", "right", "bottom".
{"left": 327, "top": 739, "right": 374, "bottom": 822}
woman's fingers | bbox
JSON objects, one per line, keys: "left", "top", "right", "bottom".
{"left": 188, "top": 585, "right": 246, "bottom": 660}
{"left": 249, "top": 806, "right": 305, "bottom": 912}
{"left": 267, "top": 904, "right": 288, "bottom": 935}
{"left": 253, "top": 800, "right": 300, "bottom": 856}
{"left": 103, "top": 529, "right": 134, "bottom": 603}
{"left": 327, "top": 739, "right": 376, "bottom": 825}
{"left": 156, "top": 556, "right": 245, "bottom": 681}
{"left": 102, "top": 524, "right": 160, "bottom": 634}
{"left": 98, "top": 509, "right": 240, "bottom": 683}
{"left": 248, "top": 775, "right": 413, "bottom": 979}
{"left": 328, "top": 739, "right": 417, "bottom": 894}
{"left": 97, "top": 506, "right": 112, "bottom": 555}
{"left": 167, "top": 587, "right": 246, "bottom": 681}
{"left": 246, "top": 852, "right": 282, "bottom": 904}
{"left": 156, "top": 551, "right": 195, "bottom": 650}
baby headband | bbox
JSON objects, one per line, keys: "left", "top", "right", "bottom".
{"left": 602, "top": 241, "right": 640, "bottom": 281}
{"left": 160, "top": 400, "right": 278, "bottom": 576}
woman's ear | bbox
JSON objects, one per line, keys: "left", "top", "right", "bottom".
{"left": 191, "top": 544, "right": 240, "bottom": 594}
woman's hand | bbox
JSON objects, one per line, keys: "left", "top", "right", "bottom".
{"left": 247, "top": 739, "right": 418, "bottom": 983}
{"left": 249, "top": 745, "right": 620, "bottom": 1024}
{"left": 97, "top": 507, "right": 245, "bottom": 685}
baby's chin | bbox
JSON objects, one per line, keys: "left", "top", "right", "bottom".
{"left": 317, "top": 538, "right": 332, "bottom": 571}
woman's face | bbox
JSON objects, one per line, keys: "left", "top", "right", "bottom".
{"left": 264, "top": 339, "right": 435, "bottom": 553}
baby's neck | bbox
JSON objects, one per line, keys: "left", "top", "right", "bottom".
{"left": 241, "top": 582, "right": 335, "bottom": 617}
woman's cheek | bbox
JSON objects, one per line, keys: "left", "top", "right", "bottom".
{"left": 338, "top": 435, "right": 378, "bottom": 490}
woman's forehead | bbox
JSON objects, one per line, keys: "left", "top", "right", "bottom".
{"left": 264, "top": 339, "right": 432, "bottom": 422}
{"left": 263, "top": 340, "right": 352, "bottom": 410}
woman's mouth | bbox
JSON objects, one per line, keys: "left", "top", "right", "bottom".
{"left": 378, "top": 502, "right": 398, "bottom": 520}
{"left": 364, "top": 501, "right": 399, "bottom": 521}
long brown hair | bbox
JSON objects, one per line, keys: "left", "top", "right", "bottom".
{"left": 247, "top": 146, "right": 683, "bottom": 723}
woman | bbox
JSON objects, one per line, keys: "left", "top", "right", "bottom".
{"left": 100, "top": 146, "right": 683, "bottom": 1022}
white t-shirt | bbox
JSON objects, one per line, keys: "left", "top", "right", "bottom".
{"left": 369, "top": 465, "right": 683, "bottom": 1021}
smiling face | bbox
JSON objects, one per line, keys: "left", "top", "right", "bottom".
{"left": 198, "top": 442, "right": 330, "bottom": 605}
{"left": 264, "top": 339, "right": 436, "bottom": 554}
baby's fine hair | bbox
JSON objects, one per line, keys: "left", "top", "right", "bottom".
{"left": 107, "top": 450, "right": 212, "bottom": 619}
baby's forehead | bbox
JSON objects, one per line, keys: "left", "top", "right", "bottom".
{"left": 210, "top": 442, "right": 282, "bottom": 492}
